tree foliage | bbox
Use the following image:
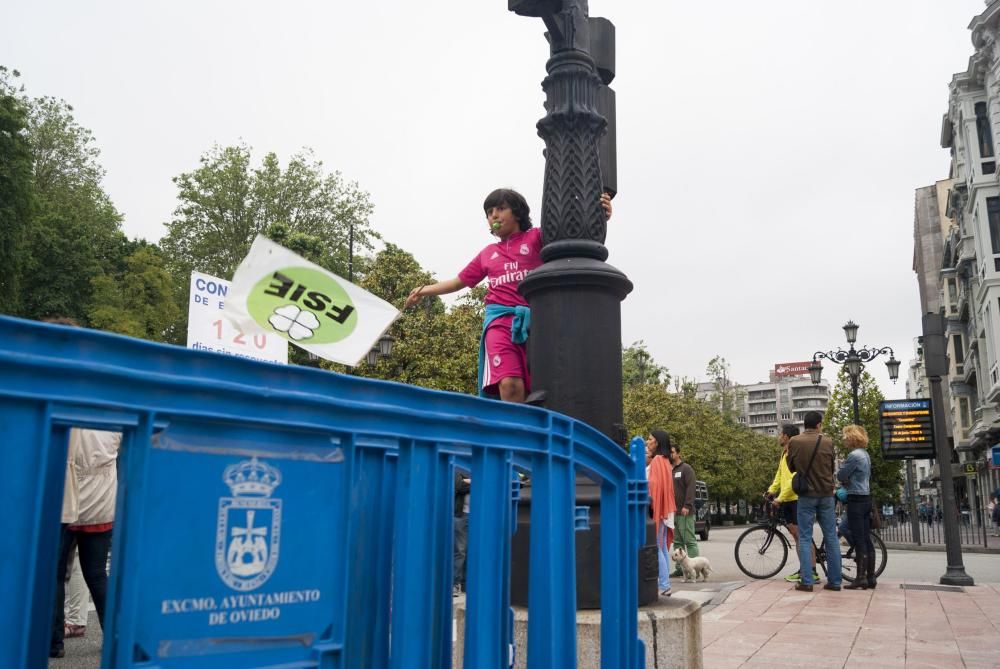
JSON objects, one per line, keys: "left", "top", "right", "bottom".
{"left": 705, "top": 355, "right": 745, "bottom": 422}
{"left": 823, "top": 366, "right": 903, "bottom": 504}
{"left": 325, "top": 244, "right": 482, "bottom": 394}
{"left": 623, "top": 340, "right": 670, "bottom": 387}
{"left": 0, "top": 68, "right": 34, "bottom": 315}
{"left": 623, "top": 352, "right": 780, "bottom": 502}
{"left": 160, "top": 143, "right": 377, "bottom": 344}
{"left": 88, "top": 245, "right": 180, "bottom": 341}
{"left": 0, "top": 67, "right": 127, "bottom": 323}
{"left": 161, "top": 144, "right": 376, "bottom": 281}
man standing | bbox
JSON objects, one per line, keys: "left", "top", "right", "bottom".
{"left": 453, "top": 470, "right": 470, "bottom": 596}
{"left": 766, "top": 424, "right": 817, "bottom": 583}
{"left": 787, "top": 411, "right": 841, "bottom": 592}
{"left": 669, "top": 442, "right": 698, "bottom": 575}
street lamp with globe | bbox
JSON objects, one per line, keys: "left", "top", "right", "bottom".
{"left": 808, "top": 320, "right": 901, "bottom": 425}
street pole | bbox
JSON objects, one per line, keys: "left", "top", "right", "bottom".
{"left": 850, "top": 372, "right": 861, "bottom": 425}
{"left": 922, "top": 312, "right": 974, "bottom": 586}
{"left": 348, "top": 222, "right": 354, "bottom": 284}
{"left": 508, "top": 1, "right": 650, "bottom": 609}
{"left": 906, "top": 459, "right": 921, "bottom": 545}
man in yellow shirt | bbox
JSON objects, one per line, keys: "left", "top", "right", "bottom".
{"left": 766, "top": 425, "right": 817, "bottom": 583}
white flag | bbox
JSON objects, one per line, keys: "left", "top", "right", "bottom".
{"left": 224, "top": 235, "right": 399, "bottom": 366}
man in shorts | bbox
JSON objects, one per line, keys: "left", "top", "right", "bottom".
{"left": 766, "top": 424, "right": 817, "bottom": 583}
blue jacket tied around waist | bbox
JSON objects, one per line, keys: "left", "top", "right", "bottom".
{"left": 477, "top": 304, "right": 530, "bottom": 398}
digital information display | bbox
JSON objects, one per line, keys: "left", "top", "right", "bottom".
{"left": 879, "top": 399, "right": 936, "bottom": 460}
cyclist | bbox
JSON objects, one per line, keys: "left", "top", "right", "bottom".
{"left": 766, "top": 424, "right": 817, "bottom": 583}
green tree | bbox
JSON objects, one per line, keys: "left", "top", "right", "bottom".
{"left": 0, "top": 68, "right": 34, "bottom": 315}
{"left": 0, "top": 69, "right": 126, "bottom": 322}
{"left": 321, "top": 243, "right": 482, "bottom": 394}
{"left": 823, "top": 366, "right": 903, "bottom": 504}
{"left": 705, "top": 355, "right": 745, "bottom": 422}
{"left": 162, "top": 144, "right": 376, "bottom": 281}
{"left": 161, "top": 143, "right": 376, "bottom": 344}
{"left": 624, "top": 384, "right": 780, "bottom": 503}
{"left": 87, "top": 246, "right": 180, "bottom": 341}
{"left": 622, "top": 340, "right": 670, "bottom": 387}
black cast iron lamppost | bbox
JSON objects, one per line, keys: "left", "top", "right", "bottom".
{"left": 507, "top": 0, "right": 653, "bottom": 609}
{"left": 808, "top": 320, "right": 901, "bottom": 425}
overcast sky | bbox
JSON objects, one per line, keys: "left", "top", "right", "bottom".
{"left": 2, "top": 0, "right": 987, "bottom": 397}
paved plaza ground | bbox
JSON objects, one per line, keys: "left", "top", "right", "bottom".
{"left": 50, "top": 526, "right": 1000, "bottom": 668}
{"left": 699, "top": 579, "right": 1000, "bottom": 668}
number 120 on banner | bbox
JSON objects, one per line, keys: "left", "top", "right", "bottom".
{"left": 187, "top": 271, "right": 288, "bottom": 365}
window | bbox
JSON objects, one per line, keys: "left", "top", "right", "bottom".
{"left": 959, "top": 396, "right": 972, "bottom": 429}
{"left": 976, "top": 102, "right": 996, "bottom": 174}
{"left": 781, "top": 412, "right": 790, "bottom": 420}
{"left": 954, "top": 333, "right": 965, "bottom": 366}
{"left": 948, "top": 278, "right": 959, "bottom": 314}
{"left": 988, "top": 197, "right": 1000, "bottom": 271}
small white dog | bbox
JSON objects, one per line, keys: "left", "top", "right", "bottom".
{"left": 671, "top": 546, "right": 712, "bottom": 583}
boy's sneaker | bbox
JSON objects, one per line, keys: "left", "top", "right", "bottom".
{"left": 784, "top": 571, "right": 801, "bottom": 583}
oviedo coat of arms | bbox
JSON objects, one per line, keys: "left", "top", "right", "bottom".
{"left": 215, "top": 457, "right": 282, "bottom": 591}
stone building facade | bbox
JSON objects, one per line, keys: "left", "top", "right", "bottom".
{"left": 913, "top": 0, "right": 1000, "bottom": 511}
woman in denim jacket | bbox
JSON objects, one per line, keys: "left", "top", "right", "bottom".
{"left": 837, "top": 425, "right": 875, "bottom": 590}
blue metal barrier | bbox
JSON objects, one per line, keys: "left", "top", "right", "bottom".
{"left": 0, "top": 315, "right": 646, "bottom": 668}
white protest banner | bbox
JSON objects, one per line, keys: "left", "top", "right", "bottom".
{"left": 187, "top": 271, "right": 288, "bottom": 364}
{"left": 223, "top": 235, "right": 400, "bottom": 366}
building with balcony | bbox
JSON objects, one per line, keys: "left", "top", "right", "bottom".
{"left": 911, "top": 1, "right": 1000, "bottom": 511}
{"left": 696, "top": 369, "right": 831, "bottom": 436}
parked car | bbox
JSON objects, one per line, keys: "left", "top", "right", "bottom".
{"left": 694, "top": 480, "right": 711, "bottom": 540}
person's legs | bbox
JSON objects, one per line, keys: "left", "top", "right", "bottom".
{"left": 483, "top": 324, "right": 530, "bottom": 402}
{"left": 844, "top": 498, "right": 868, "bottom": 590}
{"left": 453, "top": 515, "right": 468, "bottom": 593}
{"left": 796, "top": 497, "right": 818, "bottom": 586}
{"left": 681, "top": 513, "right": 699, "bottom": 557}
{"left": 862, "top": 500, "right": 876, "bottom": 588}
{"left": 817, "top": 496, "right": 841, "bottom": 587}
{"left": 50, "top": 526, "right": 74, "bottom": 655}
{"left": 498, "top": 377, "right": 526, "bottom": 403}
{"left": 657, "top": 527, "right": 671, "bottom": 593}
{"left": 77, "top": 530, "right": 112, "bottom": 629}
{"left": 64, "top": 546, "right": 88, "bottom": 631}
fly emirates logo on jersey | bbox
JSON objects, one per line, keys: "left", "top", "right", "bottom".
{"left": 489, "top": 260, "right": 531, "bottom": 289}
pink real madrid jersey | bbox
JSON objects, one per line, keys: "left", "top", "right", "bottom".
{"left": 457, "top": 227, "right": 542, "bottom": 306}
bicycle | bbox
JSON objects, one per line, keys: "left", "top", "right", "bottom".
{"left": 734, "top": 500, "right": 886, "bottom": 583}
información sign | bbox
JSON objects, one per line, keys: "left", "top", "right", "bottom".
{"left": 879, "top": 399, "right": 936, "bottom": 460}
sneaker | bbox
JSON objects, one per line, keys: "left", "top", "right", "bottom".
{"left": 812, "top": 571, "right": 821, "bottom": 582}
{"left": 784, "top": 571, "right": 801, "bottom": 583}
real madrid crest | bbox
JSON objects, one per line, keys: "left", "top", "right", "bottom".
{"left": 215, "top": 456, "right": 282, "bottom": 591}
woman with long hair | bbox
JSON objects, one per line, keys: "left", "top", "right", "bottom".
{"left": 646, "top": 430, "right": 677, "bottom": 597}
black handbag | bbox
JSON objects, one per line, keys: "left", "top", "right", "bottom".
{"left": 791, "top": 435, "right": 822, "bottom": 496}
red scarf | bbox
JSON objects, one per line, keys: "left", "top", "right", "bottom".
{"left": 648, "top": 455, "right": 676, "bottom": 545}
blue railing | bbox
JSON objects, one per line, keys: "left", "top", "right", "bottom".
{"left": 0, "top": 315, "right": 645, "bottom": 668}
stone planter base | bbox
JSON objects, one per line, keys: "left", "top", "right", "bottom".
{"left": 452, "top": 597, "right": 702, "bottom": 669}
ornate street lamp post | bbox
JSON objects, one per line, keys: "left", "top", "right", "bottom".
{"left": 808, "top": 321, "right": 901, "bottom": 424}
{"left": 507, "top": 0, "right": 653, "bottom": 609}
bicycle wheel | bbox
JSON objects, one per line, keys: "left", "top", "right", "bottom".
{"left": 871, "top": 531, "right": 887, "bottom": 578}
{"left": 734, "top": 525, "right": 788, "bottom": 579}
{"left": 840, "top": 532, "right": 887, "bottom": 582}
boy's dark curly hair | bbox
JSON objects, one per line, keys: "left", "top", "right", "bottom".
{"left": 483, "top": 188, "right": 532, "bottom": 231}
